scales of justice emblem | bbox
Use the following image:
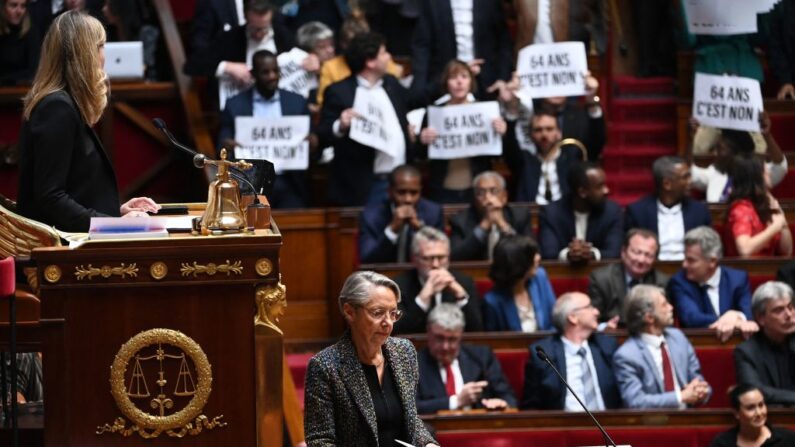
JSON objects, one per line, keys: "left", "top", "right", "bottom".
{"left": 97, "top": 328, "right": 227, "bottom": 439}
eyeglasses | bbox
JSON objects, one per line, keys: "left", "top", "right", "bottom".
{"left": 474, "top": 187, "right": 504, "bottom": 197}
{"left": 571, "top": 303, "right": 595, "bottom": 313}
{"left": 417, "top": 254, "right": 449, "bottom": 263}
{"left": 360, "top": 306, "right": 404, "bottom": 322}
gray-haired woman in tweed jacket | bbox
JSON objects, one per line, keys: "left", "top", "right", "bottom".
{"left": 304, "top": 271, "right": 439, "bottom": 447}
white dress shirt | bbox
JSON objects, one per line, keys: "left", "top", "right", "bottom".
{"left": 640, "top": 333, "right": 684, "bottom": 408}
{"left": 561, "top": 337, "right": 606, "bottom": 411}
{"left": 657, "top": 200, "right": 685, "bottom": 261}
{"left": 557, "top": 211, "right": 602, "bottom": 261}
{"left": 533, "top": 0, "right": 555, "bottom": 44}
{"left": 439, "top": 359, "right": 466, "bottom": 409}
{"left": 215, "top": 27, "right": 276, "bottom": 78}
{"left": 450, "top": 0, "right": 475, "bottom": 62}
{"left": 535, "top": 150, "right": 562, "bottom": 205}
{"left": 702, "top": 267, "right": 722, "bottom": 317}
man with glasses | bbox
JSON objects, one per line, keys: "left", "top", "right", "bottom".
{"left": 416, "top": 303, "right": 515, "bottom": 414}
{"left": 588, "top": 229, "right": 669, "bottom": 328}
{"left": 449, "top": 171, "right": 533, "bottom": 261}
{"left": 522, "top": 292, "right": 622, "bottom": 410}
{"left": 393, "top": 227, "right": 483, "bottom": 334}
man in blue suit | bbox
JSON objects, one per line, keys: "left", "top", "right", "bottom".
{"left": 667, "top": 226, "right": 757, "bottom": 341}
{"left": 358, "top": 165, "right": 444, "bottom": 263}
{"left": 417, "top": 303, "right": 516, "bottom": 414}
{"left": 538, "top": 162, "right": 623, "bottom": 262}
{"left": 522, "top": 292, "right": 622, "bottom": 410}
{"left": 217, "top": 50, "right": 314, "bottom": 208}
{"left": 625, "top": 156, "right": 711, "bottom": 260}
{"left": 614, "top": 285, "right": 711, "bottom": 409}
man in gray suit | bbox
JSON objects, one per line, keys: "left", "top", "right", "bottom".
{"left": 614, "top": 285, "right": 711, "bottom": 408}
{"left": 588, "top": 229, "right": 669, "bottom": 328}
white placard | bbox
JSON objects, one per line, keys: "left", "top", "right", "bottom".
{"left": 218, "top": 78, "right": 250, "bottom": 111}
{"left": 426, "top": 101, "right": 502, "bottom": 160}
{"left": 682, "top": 0, "right": 777, "bottom": 35}
{"left": 277, "top": 47, "right": 318, "bottom": 98}
{"left": 349, "top": 87, "right": 402, "bottom": 157}
{"left": 516, "top": 42, "right": 588, "bottom": 98}
{"left": 692, "top": 73, "right": 762, "bottom": 132}
{"left": 234, "top": 116, "right": 311, "bottom": 170}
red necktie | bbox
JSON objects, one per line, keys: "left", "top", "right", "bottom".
{"left": 661, "top": 342, "right": 675, "bottom": 392}
{"left": 445, "top": 364, "right": 456, "bottom": 397}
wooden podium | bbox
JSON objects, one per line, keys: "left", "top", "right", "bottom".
{"left": 31, "top": 227, "right": 285, "bottom": 446}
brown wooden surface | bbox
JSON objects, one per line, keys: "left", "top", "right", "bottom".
{"left": 32, "top": 228, "right": 283, "bottom": 447}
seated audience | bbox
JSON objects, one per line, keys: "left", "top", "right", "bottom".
{"left": 410, "top": 0, "right": 512, "bottom": 104}
{"left": 521, "top": 292, "right": 622, "bottom": 411}
{"left": 483, "top": 235, "right": 556, "bottom": 332}
{"left": 0, "top": 0, "right": 40, "bottom": 85}
{"left": 735, "top": 281, "right": 795, "bottom": 407}
{"left": 614, "top": 285, "right": 712, "bottom": 409}
{"left": 316, "top": 11, "right": 402, "bottom": 109}
{"left": 102, "top": 0, "right": 161, "bottom": 80}
{"left": 588, "top": 229, "right": 669, "bottom": 327}
{"left": 393, "top": 227, "right": 483, "bottom": 334}
{"left": 217, "top": 50, "right": 314, "bottom": 208}
{"left": 318, "top": 32, "right": 416, "bottom": 206}
{"left": 449, "top": 171, "right": 533, "bottom": 261}
{"left": 668, "top": 226, "right": 755, "bottom": 340}
{"left": 538, "top": 162, "right": 623, "bottom": 262}
{"left": 506, "top": 109, "right": 584, "bottom": 204}
{"left": 416, "top": 303, "right": 515, "bottom": 414}
{"left": 625, "top": 156, "right": 711, "bottom": 261}
{"left": 358, "top": 165, "right": 443, "bottom": 263}
{"left": 710, "top": 384, "right": 795, "bottom": 447}
{"left": 723, "top": 155, "right": 792, "bottom": 257}
{"left": 417, "top": 60, "right": 507, "bottom": 204}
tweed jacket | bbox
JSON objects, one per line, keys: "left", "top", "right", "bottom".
{"left": 304, "top": 333, "right": 437, "bottom": 447}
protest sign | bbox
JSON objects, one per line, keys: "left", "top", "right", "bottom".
{"left": 516, "top": 42, "right": 588, "bottom": 98}
{"left": 234, "top": 116, "right": 311, "bottom": 170}
{"left": 683, "top": 0, "right": 779, "bottom": 35}
{"left": 692, "top": 73, "right": 762, "bottom": 132}
{"left": 427, "top": 101, "right": 502, "bottom": 160}
{"left": 218, "top": 78, "right": 249, "bottom": 111}
{"left": 278, "top": 47, "right": 318, "bottom": 98}
{"left": 349, "top": 87, "right": 403, "bottom": 158}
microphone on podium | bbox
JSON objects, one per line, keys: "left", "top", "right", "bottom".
{"left": 535, "top": 346, "right": 618, "bottom": 447}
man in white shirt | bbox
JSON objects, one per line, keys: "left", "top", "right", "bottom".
{"left": 416, "top": 303, "right": 516, "bottom": 413}
{"left": 625, "top": 156, "right": 712, "bottom": 261}
{"left": 614, "top": 285, "right": 712, "bottom": 408}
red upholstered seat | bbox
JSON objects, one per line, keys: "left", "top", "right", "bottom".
{"left": 436, "top": 430, "right": 566, "bottom": 447}
{"left": 436, "top": 427, "right": 725, "bottom": 447}
{"left": 494, "top": 350, "right": 529, "bottom": 400}
{"left": 287, "top": 352, "right": 314, "bottom": 411}
{"left": 550, "top": 277, "right": 589, "bottom": 294}
{"left": 0, "top": 256, "right": 14, "bottom": 297}
{"left": 475, "top": 279, "right": 493, "bottom": 298}
{"left": 695, "top": 347, "right": 736, "bottom": 408}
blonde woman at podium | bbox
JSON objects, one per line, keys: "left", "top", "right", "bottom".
{"left": 16, "top": 10, "right": 158, "bottom": 232}
{"left": 304, "top": 271, "right": 439, "bottom": 447}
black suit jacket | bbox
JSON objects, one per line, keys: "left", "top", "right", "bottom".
{"left": 392, "top": 268, "right": 483, "bottom": 334}
{"left": 522, "top": 334, "right": 622, "bottom": 410}
{"left": 505, "top": 137, "right": 584, "bottom": 202}
{"left": 735, "top": 332, "right": 795, "bottom": 407}
{"left": 17, "top": 91, "right": 120, "bottom": 232}
{"left": 587, "top": 263, "right": 670, "bottom": 323}
{"left": 449, "top": 205, "right": 533, "bottom": 261}
{"left": 556, "top": 100, "right": 606, "bottom": 161}
{"left": 777, "top": 260, "right": 795, "bottom": 291}
{"left": 410, "top": 0, "right": 513, "bottom": 103}
{"left": 538, "top": 198, "right": 624, "bottom": 259}
{"left": 417, "top": 344, "right": 516, "bottom": 414}
{"left": 624, "top": 195, "right": 712, "bottom": 234}
{"left": 768, "top": 0, "right": 795, "bottom": 86}
{"left": 318, "top": 75, "right": 413, "bottom": 206}
{"left": 189, "top": 0, "right": 239, "bottom": 55}
{"left": 358, "top": 199, "right": 445, "bottom": 263}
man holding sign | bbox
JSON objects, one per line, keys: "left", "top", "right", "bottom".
{"left": 218, "top": 50, "right": 315, "bottom": 208}
{"left": 318, "top": 32, "right": 416, "bottom": 206}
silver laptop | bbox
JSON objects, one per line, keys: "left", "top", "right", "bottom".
{"left": 104, "top": 42, "right": 145, "bottom": 80}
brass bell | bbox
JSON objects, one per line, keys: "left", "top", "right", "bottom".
{"left": 201, "top": 149, "right": 251, "bottom": 233}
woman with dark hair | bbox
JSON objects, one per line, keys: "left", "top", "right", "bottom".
{"left": 723, "top": 155, "right": 792, "bottom": 257}
{"left": 417, "top": 59, "right": 507, "bottom": 204}
{"left": 482, "top": 235, "right": 556, "bottom": 332}
{"left": 0, "top": 0, "right": 40, "bottom": 85}
{"left": 710, "top": 384, "right": 795, "bottom": 446}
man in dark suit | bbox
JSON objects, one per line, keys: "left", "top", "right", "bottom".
{"left": 410, "top": 0, "right": 513, "bottom": 104}
{"left": 668, "top": 226, "right": 757, "bottom": 341}
{"left": 588, "top": 229, "right": 669, "bottom": 327}
{"left": 359, "top": 165, "right": 444, "bottom": 263}
{"left": 318, "top": 32, "right": 414, "bottom": 206}
{"left": 625, "top": 156, "right": 711, "bottom": 261}
{"left": 217, "top": 50, "right": 314, "bottom": 208}
{"left": 514, "top": 0, "right": 607, "bottom": 55}
{"left": 449, "top": 171, "right": 533, "bottom": 261}
{"left": 522, "top": 292, "right": 621, "bottom": 410}
{"left": 538, "top": 162, "right": 623, "bottom": 262}
{"left": 735, "top": 281, "right": 795, "bottom": 406}
{"left": 506, "top": 110, "right": 584, "bottom": 204}
{"left": 417, "top": 303, "right": 515, "bottom": 414}
{"left": 393, "top": 226, "right": 482, "bottom": 334}
{"left": 188, "top": 0, "right": 242, "bottom": 57}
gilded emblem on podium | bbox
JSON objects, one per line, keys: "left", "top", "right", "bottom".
{"left": 97, "top": 328, "right": 227, "bottom": 438}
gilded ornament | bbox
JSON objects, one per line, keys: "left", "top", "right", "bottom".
{"left": 254, "top": 282, "right": 287, "bottom": 334}
{"left": 255, "top": 258, "right": 272, "bottom": 277}
{"left": 150, "top": 262, "right": 168, "bottom": 280}
{"left": 74, "top": 263, "right": 138, "bottom": 280}
{"left": 43, "top": 264, "right": 62, "bottom": 283}
{"left": 179, "top": 260, "right": 243, "bottom": 277}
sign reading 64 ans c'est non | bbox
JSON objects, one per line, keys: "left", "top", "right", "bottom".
{"left": 234, "top": 116, "right": 311, "bottom": 171}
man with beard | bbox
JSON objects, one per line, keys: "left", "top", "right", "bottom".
{"left": 614, "top": 285, "right": 712, "bottom": 408}
{"left": 538, "top": 161, "right": 623, "bottom": 263}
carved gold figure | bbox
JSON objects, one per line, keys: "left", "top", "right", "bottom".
{"left": 254, "top": 282, "right": 287, "bottom": 334}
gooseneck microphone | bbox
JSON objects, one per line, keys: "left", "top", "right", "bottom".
{"left": 535, "top": 346, "right": 617, "bottom": 447}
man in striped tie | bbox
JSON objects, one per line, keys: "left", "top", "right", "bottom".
{"left": 614, "top": 285, "right": 712, "bottom": 408}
